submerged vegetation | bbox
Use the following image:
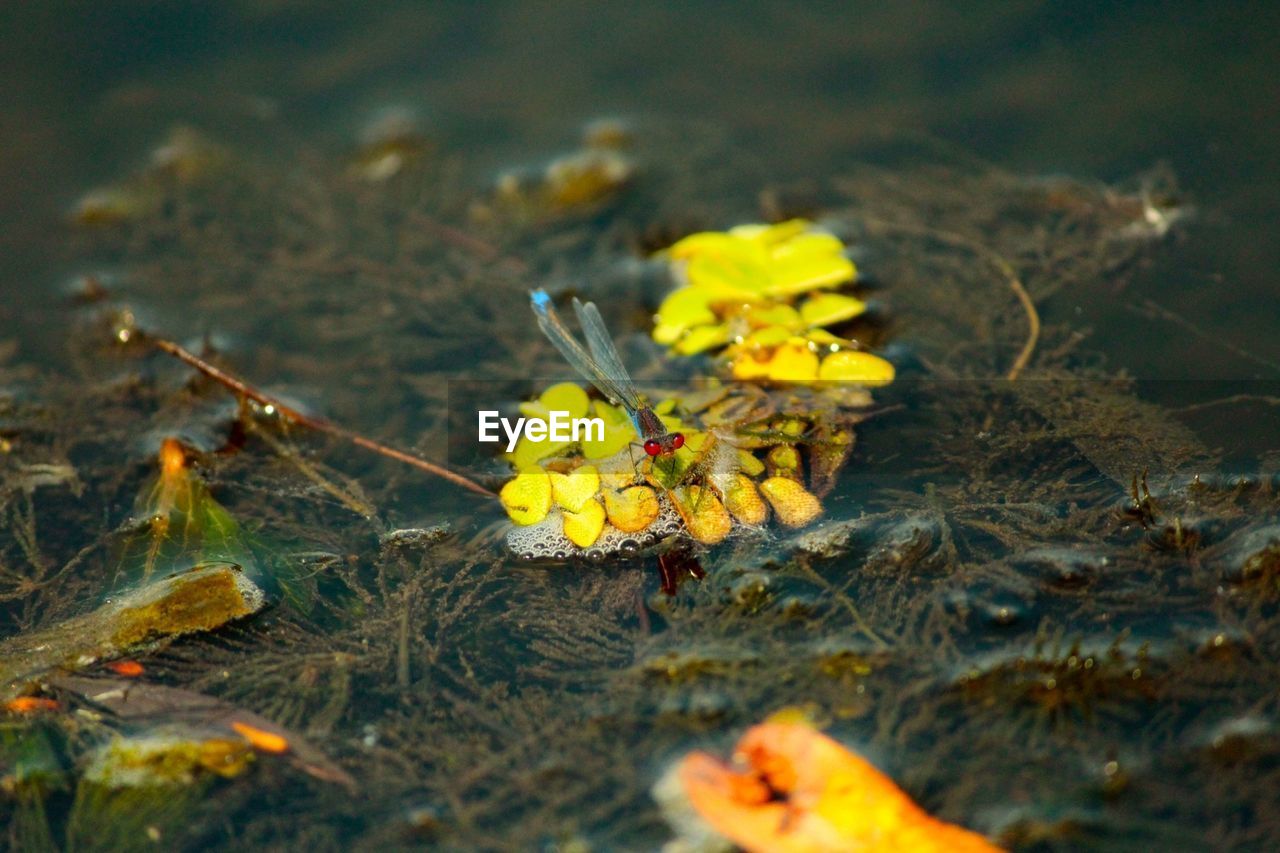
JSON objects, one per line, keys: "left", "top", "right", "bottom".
{"left": 3, "top": 97, "right": 1276, "bottom": 852}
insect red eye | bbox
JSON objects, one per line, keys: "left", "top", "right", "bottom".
{"left": 643, "top": 439, "right": 662, "bottom": 456}
{"left": 671, "top": 433, "right": 685, "bottom": 450}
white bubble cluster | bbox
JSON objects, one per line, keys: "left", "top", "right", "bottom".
{"left": 506, "top": 495, "right": 684, "bottom": 561}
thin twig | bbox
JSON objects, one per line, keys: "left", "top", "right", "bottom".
{"left": 148, "top": 335, "right": 496, "bottom": 498}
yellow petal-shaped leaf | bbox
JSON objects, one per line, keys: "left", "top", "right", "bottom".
{"left": 766, "top": 444, "right": 803, "bottom": 479}
{"left": 767, "top": 230, "right": 845, "bottom": 261}
{"left": 680, "top": 429, "right": 710, "bottom": 454}
{"left": 685, "top": 253, "right": 770, "bottom": 301}
{"left": 603, "top": 485, "right": 660, "bottom": 533}
{"left": 818, "top": 351, "right": 896, "bottom": 386}
{"left": 730, "top": 349, "right": 773, "bottom": 381}
{"left": 500, "top": 468, "right": 553, "bottom": 525}
{"left": 539, "top": 382, "right": 591, "bottom": 419}
{"left": 731, "top": 219, "right": 810, "bottom": 246}
{"left": 800, "top": 292, "right": 867, "bottom": 327}
{"left": 518, "top": 400, "right": 549, "bottom": 419}
{"left": 647, "top": 444, "right": 698, "bottom": 490}
{"left": 654, "top": 288, "right": 718, "bottom": 344}
{"left": 760, "top": 477, "right": 823, "bottom": 527}
{"left": 741, "top": 326, "right": 794, "bottom": 349}
{"left": 582, "top": 402, "right": 637, "bottom": 459}
{"left": 665, "top": 231, "right": 752, "bottom": 260}
{"left": 507, "top": 430, "right": 571, "bottom": 470}
{"left": 562, "top": 497, "right": 606, "bottom": 547}
{"left": 672, "top": 486, "right": 732, "bottom": 545}
{"left": 550, "top": 465, "right": 600, "bottom": 512}
{"left": 724, "top": 474, "right": 768, "bottom": 526}
{"left": 765, "top": 253, "right": 855, "bottom": 296}
{"left": 674, "top": 323, "right": 731, "bottom": 355}
{"left": 805, "top": 328, "right": 853, "bottom": 349}
{"left": 736, "top": 449, "right": 766, "bottom": 477}
{"left": 745, "top": 303, "right": 802, "bottom": 330}
{"left": 764, "top": 340, "right": 821, "bottom": 382}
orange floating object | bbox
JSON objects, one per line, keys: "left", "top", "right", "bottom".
{"left": 231, "top": 721, "right": 290, "bottom": 754}
{"left": 5, "top": 696, "right": 61, "bottom": 714}
{"left": 107, "top": 660, "right": 145, "bottom": 677}
{"left": 671, "top": 719, "right": 1002, "bottom": 853}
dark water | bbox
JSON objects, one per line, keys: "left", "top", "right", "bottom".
{"left": 2, "top": 2, "right": 1279, "bottom": 850}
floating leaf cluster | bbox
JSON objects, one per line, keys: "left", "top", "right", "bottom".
{"left": 501, "top": 382, "right": 852, "bottom": 558}
{"left": 472, "top": 120, "right": 634, "bottom": 221}
{"left": 653, "top": 219, "right": 895, "bottom": 385}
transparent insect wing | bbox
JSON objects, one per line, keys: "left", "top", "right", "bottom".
{"left": 571, "top": 298, "right": 646, "bottom": 411}
{"left": 530, "top": 290, "right": 639, "bottom": 409}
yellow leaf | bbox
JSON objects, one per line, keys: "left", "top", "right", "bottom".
{"left": 730, "top": 218, "right": 810, "bottom": 246}
{"left": 539, "top": 382, "right": 591, "bottom": 418}
{"left": 818, "top": 351, "right": 896, "bottom": 385}
{"left": 499, "top": 468, "right": 552, "bottom": 525}
{"left": 723, "top": 474, "right": 768, "bottom": 526}
{"left": 674, "top": 323, "right": 731, "bottom": 355}
{"left": 654, "top": 288, "right": 717, "bottom": 344}
{"left": 759, "top": 477, "right": 822, "bottom": 527}
{"left": 736, "top": 450, "right": 766, "bottom": 477}
{"left": 765, "top": 253, "right": 855, "bottom": 296}
{"left": 580, "top": 401, "right": 637, "bottom": 459}
{"left": 671, "top": 486, "right": 732, "bottom": 544}
{"left": 744, "top": 303, "right": 802, "bottom": 330}
{"left": 740, "top": 325, "right": 794, "bottom": 349}
{"left": 805, "top": 328, "right": 852, "bottom": 349}
{"left": 766, "top": 444, "right": 802, "bottom": 479}
{"left": 800, "top": 292, "right": 867, "bottom": 327}
{"left": 767, "top": 230, "right": 845, "bottom": 260}
{"left": 508, "top": 429, "right": 571, "bottom": 470}
{"left": 666, "top": 231, "right": 752, "bottom": 260}
{"left": 562, "top": 497, "right": 606, "bottom": 547}
{"left": 603, "top": 486, "right": 660, "bottom": 533}
{"left": 685, "top": 253, "right": 770, "bottom": 301}
{"left": 550, "top": 465, "right": 601, "bottom": 512}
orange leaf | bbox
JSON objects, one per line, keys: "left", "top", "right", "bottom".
{"left": 107, "top": 660, "right": 145, "bottom": 677}
{"left": 231, "top": 721, "right": 290, "bottom": 754}
{"left": 672, "top": 721, "right": 1002, "bottom": 853}
{"left": 5, "top": 696, "right": 61, "bottom": 714}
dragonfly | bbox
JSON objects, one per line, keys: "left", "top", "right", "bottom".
{"left": 530, "top": 289, "right": 685, "bottom": 456}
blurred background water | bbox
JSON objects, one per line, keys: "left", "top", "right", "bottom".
{"left": 2, "top": 0, "right": 1277, "bottom": 378}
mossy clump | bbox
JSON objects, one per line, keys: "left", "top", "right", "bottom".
{"left": 84, "top": 733, "right": 255, "bottom": 788}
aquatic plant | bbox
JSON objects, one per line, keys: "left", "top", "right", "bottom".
{"left": 500, "top": 382, "right": 844, "bottom": 557}
{"left": 652, "top": 220, "right": 895, "bottom": 385}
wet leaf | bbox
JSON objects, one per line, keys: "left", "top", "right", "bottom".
{"left": 818, "top": 350, "right": 895, "bottom": 385}
{"left": 603, "top": 485, "right": 660, "bottom": 533}
{"left": 723, "top": 474, "right": 768, "bottom": 526}
{"left": 656, "top": 719, "right": 1001, "bottom": 852}
{"left": 549, "top": 465, "right": 600, "bottom": 513}
{"left": 672, "top": 486, "right": 732, "bottom": 545}
{"left": 760, "top": 477, "right": 823, "bottom": 527}
{"left": 499, "top": 467, "right": 553, "bottom": 525}
{"left": 562, "top": 497, "right": 606, "bottom": 547}
{"left": 1, "top": 564, "right": 267, "bottom": 699}
{"left": 48, "top": 675, "right": 354, "bottom": 788}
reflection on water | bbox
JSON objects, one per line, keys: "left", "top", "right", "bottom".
{"left": 2, "top": 2, "right": 1279, "bottom": 849}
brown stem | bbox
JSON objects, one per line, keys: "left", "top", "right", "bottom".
{"left": 148, "top": 335, "right": 496, "bottom": 499}
{"left": 861, "top": 216, "right": 1040, "bottom": 380}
